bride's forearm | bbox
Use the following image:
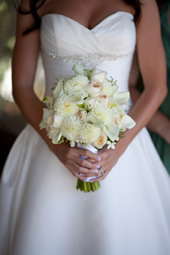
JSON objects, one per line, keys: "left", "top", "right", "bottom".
{"left": 115, "top": 85, "right": 167, "bottom": 156}
{"left": 12, "top": 87, "right": 50, "bottom": 144}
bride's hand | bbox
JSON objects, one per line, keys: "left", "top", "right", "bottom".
{"left": 49, "top": 142, "right": 102, "bottom": 180}
{"left": 90, "top": 145, "right": 120, "bottom": 182}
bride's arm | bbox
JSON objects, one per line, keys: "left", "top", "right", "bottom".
{"left": 95, "top": 0, "right": 167, "bottom": 181}
{"left": 12, "top": 0, "right": 100, "bottom": 179}
{"left": 129, "top": 53, "right": 170, "bottom": 144}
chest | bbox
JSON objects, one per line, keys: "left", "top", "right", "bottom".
{"left": 42, "top": 0, "right": 134, "bottom": 30}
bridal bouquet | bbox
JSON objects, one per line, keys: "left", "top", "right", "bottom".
{"left": 40, "top": 64, "right": 136, "bottom": 192}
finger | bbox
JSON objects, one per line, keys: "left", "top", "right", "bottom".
{"left": 71, "top": 167, "right": 99, "bottom": 181}
{"left": 90, "top": 168, "right": 110, "bottom": 182}
{"left": 75, "top": 165, "right": 100, "bottom": 176}
{"left": 76, "top": 148, "right": 102, "bottom": 161}
{"left": 77, "top": 157, "right": 101, "bottom": 170}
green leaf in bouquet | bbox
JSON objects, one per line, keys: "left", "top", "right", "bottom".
{"left": 43, "top": 96, "right": 54, "bottom": 107}
{"left": 83, "top": 68, "right": 93, "bottom": 80}
{"left": 119, "top": 130, "right": 125, "bottom": 139}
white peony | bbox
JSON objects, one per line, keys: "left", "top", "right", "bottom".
{"left": 79, "top": 123, "right": 101, "bottom": 144}
{"left": 61, "top": 116, "right": 82, "bottom": 142}
{"left": 54, "top": 95, "right": 79, "bottom": 117}
{"left": 64, "top": 75, "right": 89, "bottom": 94}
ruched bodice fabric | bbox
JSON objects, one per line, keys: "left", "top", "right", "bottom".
{"left": 0, "top": 11, "right": 170, "bottom": 255}
{"left": 40, "top": 12, "right": 136, "bottom": 95}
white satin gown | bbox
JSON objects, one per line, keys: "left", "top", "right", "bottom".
{"left": 1, "top": 12, "right": 170, "bottom": 255}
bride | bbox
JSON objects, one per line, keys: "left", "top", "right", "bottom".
{"left": 0, "top": 0, "right": 170, "bottom": 254}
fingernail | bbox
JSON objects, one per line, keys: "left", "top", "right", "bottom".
{"left": 96, "top": 165, "right": 100, "bottom": 169}
{"left": 90, "top": 179, "right": 94, "bottom": 183}
{"left": 94, "top": 169, "right": 98, "bottom": 173}
{"left": 79, "top": 173, "right": 85, "bottom": 177}
{"left": 97, "top": 156, "right": 101, "bottom": 161}
{"left": 80, "top": 155, "right": 88, "bottom": 159}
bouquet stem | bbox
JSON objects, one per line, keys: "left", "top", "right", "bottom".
{"left": 76, "top": 179, "right": 100, "bottom": 192}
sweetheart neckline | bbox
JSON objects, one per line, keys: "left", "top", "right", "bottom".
{"left": 41, "top": 11, "right": 134, "bottom": 31}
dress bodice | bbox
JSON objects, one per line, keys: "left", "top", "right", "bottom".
{"left": 40, "top": 12, "right": 136, "bottom": 96}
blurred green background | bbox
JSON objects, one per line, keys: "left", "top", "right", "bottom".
{"left": 0, "top": 0, "right": 45, "bottom": 173}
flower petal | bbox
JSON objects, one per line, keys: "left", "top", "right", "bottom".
{"left": 53, "top": 78, "right": 64, "bottom": 97}
{"left": 72, "top": 64, "right": 84, "bottom": 75}
{"left": 113, "top": 92, "right": 130, "bottom": 105}
{"left": 69, "top": 93, "right": 84, "bottom": 105}
{"left": 103, "top": 123, "right": 119, "bottom": 141}
{"left": 86, "top": 114, "right": 104, "bottom": 128}
{"left": 119, "top": 115, "right": 136, "bottom": 131}
{"left": 52, "top": 130, "right": 63, "bottom": 144}
{"left": 42, "top": 108, "right": 54, "bottom": 121}
{"left": 91, "top": 69, "right": 107, "bottom": 83}
{"left": 43, "top": 96, "right": 53, "bottom": 107}
{"left": 53, "top": 115, "right": 64, "bottom": 128}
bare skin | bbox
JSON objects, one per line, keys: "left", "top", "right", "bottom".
{"left": 129, "top": 5, "right": 170, "bottom": 145}
{"left": 12, "top": 0, "right": 167, "bottom": 182}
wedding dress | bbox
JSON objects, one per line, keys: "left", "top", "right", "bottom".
{"left": 1, "top": 11, "right": 170, "bottom": 255}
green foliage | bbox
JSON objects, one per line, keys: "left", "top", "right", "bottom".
{"left": 0, "top": 1, "right": 8, "bottom": 13}
{"left": 84, "top": 68, "right": 93, "bottom": 80}
{"left": 0, "top": 0, "right": 16, "bottom": 89}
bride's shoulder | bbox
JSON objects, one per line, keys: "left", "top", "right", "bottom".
{"left": 38, "top": 0, "right": 63, "bottom": 18}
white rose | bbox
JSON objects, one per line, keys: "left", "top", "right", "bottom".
{"left": 91, "top": 69, "right": 107, "bottom": 82}
{"left": 93, "top": 131, "right": 107, "bottom": 149}
{"left": 97, "top": 94, "right": 112, "bottom": 107}
{"left": 85, "top": 81, "right": 103, "bottom": 97}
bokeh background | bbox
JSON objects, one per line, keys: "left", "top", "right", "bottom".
{"left": 0, "top": 0, "right": 45, "bottom": 174}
